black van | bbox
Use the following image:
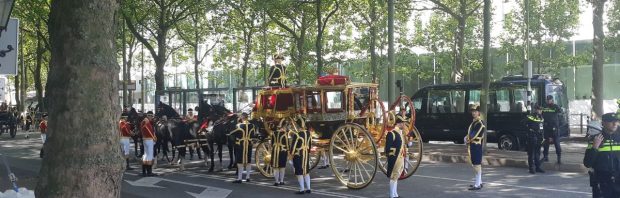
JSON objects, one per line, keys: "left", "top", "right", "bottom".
{"left": 411, "top": 75, "right": 569, "bottom": 150}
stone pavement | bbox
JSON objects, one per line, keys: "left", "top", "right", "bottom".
{"left": 422, "top": 135, "right": 589, "bottom": 173}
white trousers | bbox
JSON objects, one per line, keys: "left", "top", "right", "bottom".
{"left": 120, "top": 138, "right": 131, "bottom": 156}
{"left": 40, "top": 134, "right": 47, "bottom": 144}
{"left": 142, "top": 139, "right": 155, "bottom": 163}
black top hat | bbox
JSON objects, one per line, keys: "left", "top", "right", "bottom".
{"left": 146, "top": 111, "right": 154, "bottom": 115}
{"left": 469, "top": 104, "right": 480, "bottom": 111}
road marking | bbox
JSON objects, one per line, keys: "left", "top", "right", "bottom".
{"left": 124, "top": 173, "right": 232, "bottom": 198}
{"left": 412, "top": 174, "right": 592, "bottom": 195}
{"left": 175, "top": 171, "right": 365, "bottom": 198}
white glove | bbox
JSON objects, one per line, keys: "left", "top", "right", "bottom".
{"left": 407, "top": 142, "right": 413, "bottom": 147}
{"left": 464, "top": 136, "right": 468, "bottom": 143}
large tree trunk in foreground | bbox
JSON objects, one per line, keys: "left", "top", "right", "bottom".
{"left": 37, "top": 0, "right": 122, "bottom": 197}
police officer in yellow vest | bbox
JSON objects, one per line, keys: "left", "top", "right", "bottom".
{"left": 231, "top": 113, "right": 256, "bottom": 183}
{"left": 524, "top": 105, "right": 545, "bottom": 174}
{"left": 385, "top": 111, "right": 405, "bottom": 198}
{"left": 584, "top": 113, "right": 620, "bottom": 197}
{"left": 290, "top": 116, "right": 312, "bottom": 194}
{"left": 465, "top": 104, "right": 486, "bottom": 190}
{"left": 268, "top": 54, "right": 287, "bottom": 87}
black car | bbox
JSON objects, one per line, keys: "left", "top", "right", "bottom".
{"left": 411, "top": 74, "right": 569, "bottom": 150}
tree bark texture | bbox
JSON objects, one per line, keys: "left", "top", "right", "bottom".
{"left": 387, "top": 0, "right": 395, "bottom": 102}
{"left": 37, "top": 0, "right": 123, "bottom": 197}
{"left": 34, "top": 25, "right": 45, "bottom": 111}
{"left": 369, "top": 0, "right": 377, "bottom": 83}
{"left": 591, "top": 0, "right": 606, "bottom": 119}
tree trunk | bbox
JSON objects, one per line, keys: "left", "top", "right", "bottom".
{"left": 154, "top": 26, "right": 169, "bottom": 92}
{"left": 34, "top": 25, "right": 45, "bottom": 111}
{"left": 37, "top": 0, "right": 122, "bottom": 197}
{"left": 122, "top": 20, "right": 128, "bottom": 107}
{"left": 14, "top": 75, "right": 19, "bottom": 109}
{"left": 316, "top": 0, "right": 324, "bottom": 77}
{"left": 387, "top": 0, "right": 395, "bottom": 102}
{"left": 242, "top": 30, "right": 252, "bottom": 88}
{"left": 591, "top": 0, "right": 606, "bottom": 119}
{"left": 369, "top": 0, "right": 377, "bottom": 83}
{"left": 452, "top": 17, "right": 466, "bottom": 83}
{"left": 481, "top": 0, "right": 492, "bottom": 151}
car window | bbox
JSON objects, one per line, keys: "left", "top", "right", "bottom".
{"left": 428, "top": 89, "right": 465, "bottom": 114}
{"left": 513, "top": 87, "right": 539, "bottom": 111}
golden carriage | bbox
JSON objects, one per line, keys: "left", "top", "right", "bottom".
{"left": 252, "top": 76, "right": 423, "bottom": 189}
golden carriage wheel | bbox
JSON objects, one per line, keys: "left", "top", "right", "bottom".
{"left": 309, "top": 145, "right": 322, "bottom": 170}
{"left": 329, "top": 123, "right": 378, "bottom": 189}
{"left": 362, "top": 98, "right": 387, "bottom": 146}
{"left": 400, "top": 125, "right": 423, "bottom": 180}
{"left": 255, "top": 141, "right": 274, "bottom": 178}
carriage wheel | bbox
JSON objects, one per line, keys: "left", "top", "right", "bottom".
{"left": 255, "top": 141, "right": 274, "bottom": 178}
{"left": 400, "top": 125, "right": 423, "bottom": 180}
{"left": 329, "top": 123, "right": 378, "bottom": 189}
{"left": 309, "top": 146, "right": 321, "bottom": 170}
{"left": 361, "top": 98, "right": 387, "bottom": 147}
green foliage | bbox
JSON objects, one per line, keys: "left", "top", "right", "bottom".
{"left": 499, "top": 0, "right": 582, "bottom": 76}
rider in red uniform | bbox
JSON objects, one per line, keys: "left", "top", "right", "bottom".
{"left": 119, "top": 113, "right": 133, "bottom": 170}
{"left": 140, "top": 111, "right": 157, "bottom": 177}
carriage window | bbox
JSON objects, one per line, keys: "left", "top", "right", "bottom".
{"left": 275, "top": 93, "right": 294, "bottom": 111}
{"left": 306, "top": 92, "right": 322, "bottom": 112}
{"left": 351, "top": 88, "right": 370, "bottom": 110}
{"left": 325, "top": 91, "right": 344, "bottom": 111}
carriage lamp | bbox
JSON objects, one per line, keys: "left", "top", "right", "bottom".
{"left": 0, "top": 0, "right": 14, "bottom": 38}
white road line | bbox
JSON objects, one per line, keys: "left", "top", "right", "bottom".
{"left": 175, "top": 171, "right": 365, "bottom": 198}
{"left": 412, "top": 174, "right": 592, "bottom": 195}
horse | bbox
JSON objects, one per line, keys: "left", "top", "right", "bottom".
{"left": 126, "top": 108, "right": 144, "bottom": 158}
{"left": 203, "top": 104, "right": 267, "bottom": 171}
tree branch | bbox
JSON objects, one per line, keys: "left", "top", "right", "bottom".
{"left": 123, "top": 13, "right": 159, "bottom": 61}
{"left": 428, "top": 0, "right": 459, "bottom": 19}
{"left": 321, "top": 0, "right": 340, "bottom": 33}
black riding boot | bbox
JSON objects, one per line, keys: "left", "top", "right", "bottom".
{"left": 557, "top": 155, "right": 562, "bottom": 164}
{"left": 147, "top": 165, "right": 157, "bottom": 177}
{"left": 126, "top": 159, "right": 134, "bottom": 170}
{"left": 189, "top": 147, "right": 194, "bottom": 160}
{"left": 142, "top": 165, "right": 147, "bottom": 176}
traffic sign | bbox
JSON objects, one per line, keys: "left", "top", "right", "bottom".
{"left": 0, "top": 18, "right": 18, "bottom": 75}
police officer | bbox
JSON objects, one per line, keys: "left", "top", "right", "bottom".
{"left": 465, "top": 104, "right": 486, "bottom": 190}
{"left": 272, "top": 120, "right": 290, "bottom": 186}
{"left": 231, "top": 113, "right": 256, "bottom": 183}
{"left": 583, "top": 113, "right": 620, "bottom": 197}
{"left": 616, "top": 99, "right": 620, "bottom": 121}
{"left": 291, "top": 116, "right": 311, "bottom": 194}
{"left": 524, "top": 105, "right": 545, "bottom": 174}
{"left": 120, "top": 113, "right": 134, "bottom": 170}
{"left": 385, "top": 111, "right": 405, "bottom": 198}
{"left": 141, "top": 111, "right": 158, "bottom": 177}
{"left": 268, "top": 54, "right": 287, "bottom": 87}
{"left": 542, "top": 95, "right": 562, "bottom": 164}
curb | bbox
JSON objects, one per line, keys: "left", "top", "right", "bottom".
{"left": 423, "top": 152, "right": 587, "bottom": 173}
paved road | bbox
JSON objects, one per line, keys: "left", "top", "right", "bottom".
{"left": 0, "top": 131, "right": 592, "bottom": 198}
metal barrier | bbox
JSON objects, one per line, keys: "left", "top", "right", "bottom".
{"left": 569, "top": 113, "right": 590, "bottom": 134}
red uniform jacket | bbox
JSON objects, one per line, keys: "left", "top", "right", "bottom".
{"left": 119, "top": 120, "right": 132, "bottom": 137}
{"left": 141, "top": 119, "right": 156, "bottom": 140}
{"left": 40, "top": 120, "right": 47, "bottom": 134}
